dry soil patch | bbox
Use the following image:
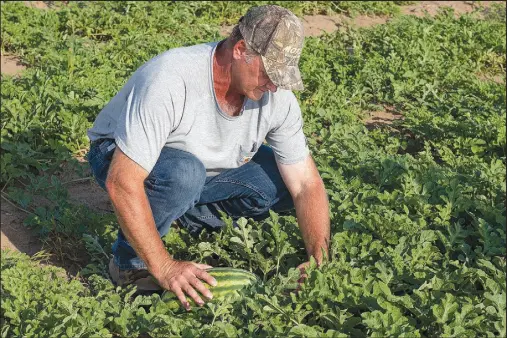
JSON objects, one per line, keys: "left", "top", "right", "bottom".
{"left": 67, "top": 179, "right": 114, "bottom": 213}
{"left": 23, "top": 1, "right": 49, "bottom": 9}
{"left": 401, "top": 1, "right": 505, "bottom": 18}
{"left": 346, "top": 15, "right": 390, "bottom": 28}
{"left": 1, "top": 201, "right": 42, "bottom": 255}
{"left": 476, "top": 72, "right": 505, "bottom": 84}
{"left": 364, "top": 106, "right": 404, "bottom": 129}
{"left": 52, "top": 159, "right": 114, "bottom": 213}
{"left": 1, "top": 53, "right": 26, "bottom": 76}
{"left": 302, "top": 14, "right": 343, "bottom": 36}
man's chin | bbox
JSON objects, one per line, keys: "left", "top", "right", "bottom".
{"left": 247, "top": 90, "right": 265, "bottom": 101}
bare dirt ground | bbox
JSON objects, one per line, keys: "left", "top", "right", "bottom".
{"left": 1, "top": 201, "right": 42, "bottom": 255}
{"left": 476, "top": 72, "right": 505, "bottom": 84}
{"left": 364, "top": 108, "right": 405, "bottom": 128}
{"left": 23, "top": 1, "right": 48, "bottom": 10}
{"left": 400, "top": 1, "right": 505, "bottom": 17}
{"left": 1, "top": 53, "right": 26, "bottom": 76}
{"left": 1, "top": 0, "right": 505, "bottom": 264}
{"left": 56, "top": 159, "right": 114, "bottom": 213}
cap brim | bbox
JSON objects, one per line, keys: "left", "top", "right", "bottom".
{"left": 262, "top": 55, "right": 304, "bottom": 91}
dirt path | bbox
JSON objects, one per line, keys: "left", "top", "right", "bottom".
{"left": 1, "top": 201, "right": 42, "bottom": 255}
{"left": 2, "top": 0, "right": 505, "bottom": 262}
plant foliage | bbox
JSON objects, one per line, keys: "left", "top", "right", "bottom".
{"left": 1, "top": 1, "right": 505, "bottom": 337}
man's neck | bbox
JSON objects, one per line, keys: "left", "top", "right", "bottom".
{"left": 213, "top": 40, "right": 245, "bottom": 113}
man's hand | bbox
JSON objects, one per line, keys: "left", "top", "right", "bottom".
{"left": 296, "top": 261, "right": 310, "bottom": 286}
{"left": 295, "top": 258, "right": 323, "bottom": 292}
{"left": 154, "top": 259, "right": 217, "bottom": 311}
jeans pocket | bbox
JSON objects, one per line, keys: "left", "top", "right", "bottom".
{"left": 89, "top": 139, "right": 116, "bottom": 190}
{"left": 86, "top": 142, "right": 100, "bottom": 163}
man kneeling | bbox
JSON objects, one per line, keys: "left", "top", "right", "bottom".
{"left": 87, "top": 5, "right": 330, "bottom": 311}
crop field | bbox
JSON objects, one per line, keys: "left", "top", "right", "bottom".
{"left": 1, "top": 1, "right": 506, "bottom": 337}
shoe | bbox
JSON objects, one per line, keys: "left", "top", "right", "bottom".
{"left": 109, "top": 258, "right": 163, "bottom": 295}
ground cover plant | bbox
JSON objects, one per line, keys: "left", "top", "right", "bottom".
{"left": 1, "top": 1, "right": 505, "bottom": 337}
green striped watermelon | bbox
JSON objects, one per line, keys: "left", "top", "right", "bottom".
{"left": 160, "top": 267, "right": 259, "bottom": 309}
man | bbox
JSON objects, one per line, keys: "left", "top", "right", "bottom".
{"left": 87, "top": 5, "right": 329, "bottom": 311}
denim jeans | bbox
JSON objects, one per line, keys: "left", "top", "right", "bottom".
{"left": 87, "top": 139, "right": 294, "bottom": 269}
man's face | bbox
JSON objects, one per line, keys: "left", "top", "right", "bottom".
{"left": 231, "top": 40, "right": 278, "bottom": 101}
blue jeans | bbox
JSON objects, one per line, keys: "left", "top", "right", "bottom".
{"left": 87, "top": 139, "right": 294, "bottom": 269}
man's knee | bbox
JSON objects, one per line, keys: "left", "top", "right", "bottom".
{"left": 227, "top": 145, "right": 295, "bottom": 216}
{"left": 145, "top": 147, "right": 206, "bottom": 203}
{"left": 251, "top": 145, "right": 293, "bottom": 211}
{"left": 244, "top": 186, "right": 294, "bottom": 217}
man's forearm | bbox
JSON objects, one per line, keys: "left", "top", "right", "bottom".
{"left": 293, "top": 180, "right": 330, "bottom": 264}
{"left": 107, "top": 180, "right": 172, "bottom": 277}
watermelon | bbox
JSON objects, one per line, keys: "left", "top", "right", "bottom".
{"left": 160, "top": 267, "right": 259, "bottom": 309}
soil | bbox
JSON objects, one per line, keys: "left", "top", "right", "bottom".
{"left": 364, "top": 109, "right": 405, "bottom": 127}
{"left": 301, "top": 14, "right": 344, "bottom": 36}
{"left": 1, "top": 53, "right": 26, "bottom": 77}
{"left": 1, "top": 0, "right": 505, "bottom": 274}
{"left": 476, "top": 72, "right": 505, "bottom": 84}
{"left": 67, "top": 181, "right": 114, "bottom": 212}
{"left": 363, "top": 105, "right": 405, "bottom": 130}
{"left": 347, "top": 15, "right": 390, "bottom": 28}
{"left": 23, "top": 1, "right": 49, "bottom": 10}
{"left": 400, "top": 1, "right": 505, "bottom": 18}
{"left": 23, "top": 1, "right": 70, "bottom": 10}
{"left": 56, "top": 160, "right": 114, "bottom": 213}
{"left": 1, "top": 201, "right": 42, "bottom": 255}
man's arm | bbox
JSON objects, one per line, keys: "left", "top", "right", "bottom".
{"left": 105, "top": 147, "right": 216, "bottom": 310}
{"left": 276, "top": 154, "right": 330, "bottom": 264}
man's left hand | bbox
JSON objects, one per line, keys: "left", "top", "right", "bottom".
{"left": 296, "top": 261, "right": 310, "bottom": 286}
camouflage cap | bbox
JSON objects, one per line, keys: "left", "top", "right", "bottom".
{"left": 238, "top": 5, "right": 305, "bottom": 91}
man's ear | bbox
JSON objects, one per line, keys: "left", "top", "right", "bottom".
{"left": 232, "top": 40, "right": 247, "bottom": 61}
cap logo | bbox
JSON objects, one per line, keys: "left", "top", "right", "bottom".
{"left": 287, "top": 47, "right": 299, "bottom": 55}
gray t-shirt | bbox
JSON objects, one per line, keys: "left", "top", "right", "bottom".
{"left": 87, "top": 41, "right": 309, "bottom": 176}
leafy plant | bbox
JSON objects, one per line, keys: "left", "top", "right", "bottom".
{"left": 0, "top": 1, "right": 505, "bottom": 336}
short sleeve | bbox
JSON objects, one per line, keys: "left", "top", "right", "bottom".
{"left": 265, "top": 91, "right": 309, "bottom": 165}
{"left": 114, "top": 75, "right": 180, "bottom": 173}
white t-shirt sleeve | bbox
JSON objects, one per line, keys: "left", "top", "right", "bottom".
{"left": 266, "top": 91, "right": 309, "bottom": 165}
{"left": 114, "top": 75, "right": 180, "bottom": 174}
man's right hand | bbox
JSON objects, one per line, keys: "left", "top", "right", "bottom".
{"left": 154, "top": 259, "right": 217, "bottom": 311}
{"left": 106, "top": 148, "right": 217, "bottom": 310}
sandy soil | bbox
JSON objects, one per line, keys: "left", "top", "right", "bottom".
{"left": 364, "top": 109, "right": 405, "bottom": 127}
{"left": 54, "top": 159, "right": 114, "bottom": 212}
{"left": 1, "top": 201, "right": 42, "bottom": 255}
{"left": 1, "top": 0, "right": 505, "bottom": 270}
{"left": 401, "top": 1, "right": 505, "bottom": 17}
{"left": 476, "top": 72, "right": 505, "bottom": 84}
{"left": 23, "top": 1, "right": 48, "bottom": 9}
{"left": 302, "top": 14, "right": 344, "bottom": 36}
{"left": 1, "top": 53, "right": 26, "bottom": 76}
